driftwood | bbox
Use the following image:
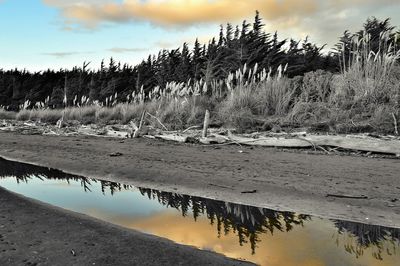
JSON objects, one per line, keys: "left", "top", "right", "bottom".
{"left": 227, "top": 132, "right": 400, "bottom": 155}
{"left": 227, "top": 132, "right": 312, "bottom": 148}
{"left": 133, "top": 111, "right": 146, "bottom": 138}
{"left": 241, "top": 190, "right": 257, "bottom": 194}
{"left": 304, "top": 135, "right": 400, "bottom": 155}
{"left": 199, "top": 134, "right": 228, "bottom": 145}
{"left": 154, "top": 134, "right": 188, "bottom": 143}
{"left": 2, "top": 118, "right": 400, "bottom": 155}
{"left": 392, "top": 113, "right": 399, "bottom": 136}
{"left": 146, "top": 112, "right": 168, "bottom": 131}
{"left": 202, "top": 110, "right": 210, "bottom": 138}
{"left": 129, "top": 121, "right": 139, "bottom": 138}
{"left": 182, "top": 125, "right": 201, "bottom": 133}
{"left": 105, "top": 130, "right": 129, "bottom": 138}
{"left": 109, "top": 152, "right": 123, "bottom": 157}
{"left": 326, "top": 194, "right": 368, "bottom": 199}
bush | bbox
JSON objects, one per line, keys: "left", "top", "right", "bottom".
{"left": 289, "top": 101, "right": 332, "bottom": 125}
{"left": 301, "top": 70, "right": 333, "bottom": 102}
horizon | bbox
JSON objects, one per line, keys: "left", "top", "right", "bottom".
{"left": 1, "top": 0, "right": 400, "bottom": 72}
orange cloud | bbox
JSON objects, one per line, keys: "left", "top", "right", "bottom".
{"left": 89, "top": 210, "right": 398, "bottom": 266}
{"left": 42, "top": 0, "right": 400, "bottom": 49}
{"left": 43, "top": 0, "right": 318, "bottom": 27}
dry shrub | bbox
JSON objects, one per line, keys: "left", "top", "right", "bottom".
{"left": 370, "top": 105, "right": 399, "bottom": 134}
{"left": 301, "top": 70, "right": 333, "bottom": 102}
{"left": 289, "top": 101, "right": 332, "bottom": 124}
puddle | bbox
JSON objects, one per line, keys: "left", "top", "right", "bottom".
{"left": 0, "top": 157, "right": 399, "bottom": 265}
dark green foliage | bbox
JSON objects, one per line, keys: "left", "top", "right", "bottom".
{"left": 0, "top": 14, "right": 394, "bottom": 111}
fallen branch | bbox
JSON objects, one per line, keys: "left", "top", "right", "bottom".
{"left": 297, "top": 137, "right": 330, "bottom": 154}
{"left": 241, "top": 190, "right": 257, "bottom": 194}
{"left": 154, "top": 134, "right": 188, "bottom": 143}
{"left": 392, "top": 113, "right": 399, "bottom": 136}
{"left": 182, "top": 125, "right": 201, "bottom": 133}
{"left": 146, "top": 112, "right": 168, "bottom": 131}
{"left": 326, "top": 194, "right": 368, "bottom": 199}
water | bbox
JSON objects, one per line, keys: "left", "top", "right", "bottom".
{"left": 0, "top": 157, "right": 399, "bottom": 266}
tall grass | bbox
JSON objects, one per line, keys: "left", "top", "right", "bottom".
{"left": 333, "top": 32, "right": 400, "bottom": 106}
{"left": 3, "top": 33, "right": 399, "bottom": 134}
{"left": 219, "top": 64, "right": 297, "bottom": 130}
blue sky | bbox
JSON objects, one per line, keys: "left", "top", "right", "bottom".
{"left": 1, "top": 0, "right": 399, "bottom": 72}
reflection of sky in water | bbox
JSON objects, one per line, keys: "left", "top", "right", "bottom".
{"left": 0, "top": 176, "right": 399, "bottom": 266}
{"left": 0, "top": 178, "right": 167, "bottom": 217}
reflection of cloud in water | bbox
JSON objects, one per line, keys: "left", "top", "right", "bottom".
{"left": 89, "top": 211, "right": 396, "bottom": 266}
{"left": 41, "top": 181, "right": 81, "bottom": 188}
{"left": 83, "top": 207, "right": 176, "bottom": 224}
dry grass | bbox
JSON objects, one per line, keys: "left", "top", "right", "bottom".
{"left": 219, "top": 65, "right": 297, "bottom": 130}
{"left": 333, "top": 33, "right": 400, "bottom": 106}
{"left": 7, "top": 34, "right": 400, "bottom": 134}
{"left": 0, "top": 109, "right": 17, "bottom": 120}
{"left": 16, "top": 109, "right": 62, "bottom": 124}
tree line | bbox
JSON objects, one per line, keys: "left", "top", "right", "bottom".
{"left": 0, "top": 12, "right": 398, "bottom": 111}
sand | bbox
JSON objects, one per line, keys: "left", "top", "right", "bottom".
{"left": 0, "top": 131, "right": 399, "bottom": 264}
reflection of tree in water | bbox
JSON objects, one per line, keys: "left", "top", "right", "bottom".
{"left": 99, "top": 180, "right": 132, "bottom": 195}
{"left": 0, "top": 157, "right": 94, "bottom": 192}
{"left": 0, "top": 158, "right": 132, "bottom": 195}
{"left": 137, "top": 187, "right": 310, "bottom": 254}
{"left": 1, "top": 157, "right": 399, "bottom": 258}
{"left": 333, "top": 221, "right": 400, "bottom": 260}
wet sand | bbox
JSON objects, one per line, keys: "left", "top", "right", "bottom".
{"left": 0, "top": 131, "right": 399, "bottom": 264}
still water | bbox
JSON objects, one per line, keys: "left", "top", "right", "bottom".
{"left": 0, "top": 157, "right": 399, "bottom": 266}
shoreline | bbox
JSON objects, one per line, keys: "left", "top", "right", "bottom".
{"left": 1, "top": 131, "right": 399, "bottom": 228}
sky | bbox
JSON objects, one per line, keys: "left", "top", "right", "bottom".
{"left": 1, "top": 0, "right": 399, "bottom": 72}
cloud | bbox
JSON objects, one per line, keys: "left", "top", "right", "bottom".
{"left": 107, "top": 47, "right": 147, "bottom": 53}
{"left": 42, "top": 52, "right": 81, "bottom": 58}
{"left": 43, "top": 0, "right": 400, "bottom": 49}
{"left": 43, "top": 0, "right": 318, "bottom": 27}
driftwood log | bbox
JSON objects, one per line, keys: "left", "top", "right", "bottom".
{"left": 227, "top": 132, "right": 312, "bottom": 148}
{"left": 304, "top": 135, "right": 400, "bottom": 155}
{"left": 199, "top": 134, "right": 228, "bottom": 145}
{"left": 154, "top": 134, "right": 188, "bottom": 143}
{"left": 202, "top": 110, "right": 210, "bottom": 138}
{"left": 228, "top": 132, "right": 400, "bottom": 155}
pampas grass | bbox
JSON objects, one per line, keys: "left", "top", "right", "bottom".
{"left": 334, "top": 32, "right": 400, "bottom": 106}
{"left": 7, "top": 33, "right": 400, "bottom": 134}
